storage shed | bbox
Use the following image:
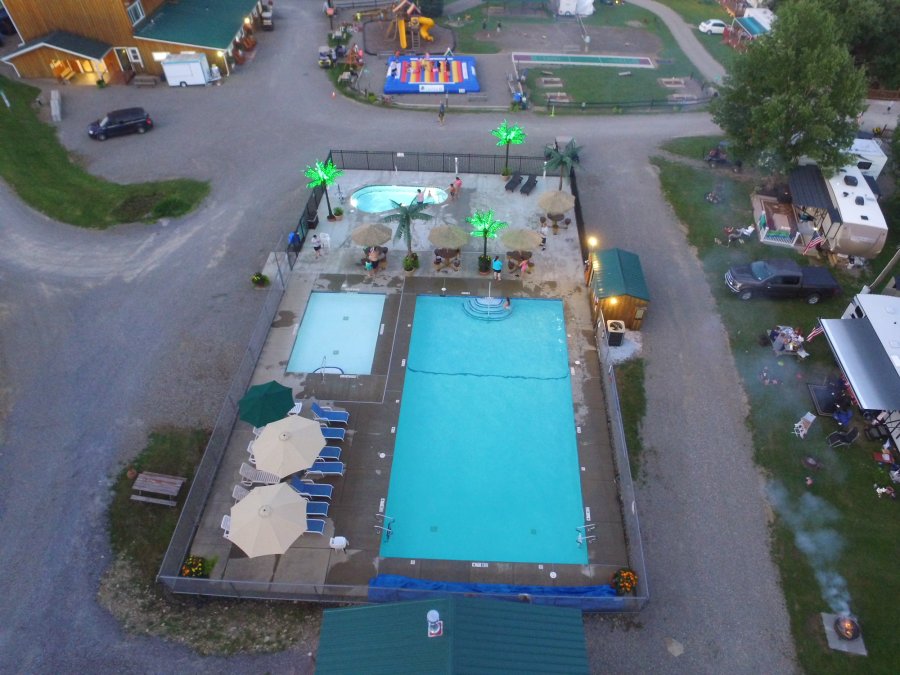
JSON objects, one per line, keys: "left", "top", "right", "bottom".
{"left": 587, "top": 248, "right": 650, "bottom": 330}
{"left": 316, "top": 596, "right": 590, "bottom": 674}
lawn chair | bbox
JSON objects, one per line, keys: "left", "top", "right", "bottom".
{"left": 827, "top": 427, "right": 859, "bottom": 448}
{"left": 304, "top": 461, "right": 345, "bottom": 477}
{"left": 232, "top": 484, "right": 250, "bottom": 503}
{"left": 792, "top": 412, "right": 816, "bottom": 439}
{"left": 504, "top": 173, "right": 523, "bottom": 192}
{"left": 312, "top": 402, "right": 350, "bottom": 425}
{"left": 239, "top": 462, "right": 279, "bottom": 487}
{"left": 520, "top": 175, "right": 537, "bottom": 195}
{"left": 320, "top": 426, "right": 346, "bottom": 441}
{"left": 221, "top": 514, "right": 231, "bottom": 540}
{"left": 287, "top": 401, "right": 303, "bottom": 416}
{"left": 307, "top": 501, "right": 330, "bottom": 517}
{"left": 306, "top": 518, "right": 327, "bottom": 535}
{"left": 317, "top": 446, "right": 342, "bottom": 462}
{"left": 289, "top": 476, "right": 334, "bottom": 501}
{"left": 246, "top": 440, "right": 257, "bottom": 465}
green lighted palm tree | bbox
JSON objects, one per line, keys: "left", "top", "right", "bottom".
{"left": 304, "top": 158, "right": 344, "bottom": 220}
{"left": 382, "top": 198, "right": 432, "bottom": 255}
{"left": 544, "top": 138, "right": 582, "bottom": 190}
{"left": 491, "top": 120, "right": 527, "bottom": 173}
{"left": 467, "top": 209, "right": 508, "bottom": 259}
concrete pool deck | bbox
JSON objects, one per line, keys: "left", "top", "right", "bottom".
{"left": 188, "top": 170, "right": 629, "bottom": 599}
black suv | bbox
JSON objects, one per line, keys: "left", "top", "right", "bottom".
{"left": 87, "top": 107, "right": 153, "bottom": 141}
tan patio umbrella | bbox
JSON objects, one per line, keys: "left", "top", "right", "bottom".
{"left": 351, "top": 223, "right": 392, "bottom": 247}
{"left": 538, "top": 190, "right": 576, "bottom": 215}
{"left": 252, "top": 415, "right": 326, "bottom": 478}
{"left": 228, "top": 483, "right": 309, "bottom": 558}
{"left": 428, "top": 224, "right": 469, "bottom": 249}
{"left": 501, "top": 228, "right": 543, "bottom": 250}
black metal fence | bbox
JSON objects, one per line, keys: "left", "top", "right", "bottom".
{"left": 329, "top": 149, "right": 550, "bottom": 177}
{"left": 157, "top": 261, "right": 288, "bottom": 583}
{"left": 544, "top": 96, "right": 714, "bottom": 112}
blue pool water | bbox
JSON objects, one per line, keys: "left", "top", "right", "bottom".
{"left": 382, "top": 296, "right": 587, "bottom": 565}
{"left": 287, "top": 292, "right": 386, "bottom": 375}
{"left": 351, "top": 185, "right": 449, "bottom": 213}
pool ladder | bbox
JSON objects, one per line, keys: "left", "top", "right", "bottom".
{"left": 314, "top": 356, "right": 344, "bottom": 381}
{"left": 374, "top": 514, "right": 394, "bottom": 541}
{"left": 576, "top": 523, "right": 596, "bottom": 548}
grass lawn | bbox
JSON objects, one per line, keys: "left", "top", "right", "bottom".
{"left": 527, "top": 5, "right": 701, "bottom": 106}
{"left": 615, "top": 358, "right": 647, "bottom": 478}
{"left": 104, "top": 427, "right": 320, "bottom": 655}
{"left": 0, "top": 75, "right": 209, "bottom": 229}
{"left": 653, "top": 142, "right": 900, "bottom": 673}
{"left": 656, "top": 0, "right": 735, "bottom": 71}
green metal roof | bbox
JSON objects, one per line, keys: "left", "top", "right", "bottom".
{"left": 3, "top": 30, "right": 111, "bottom": 62}
{"left": 135, "top": 0, "right": 257, "bottom": 50}
{"left": 316, "top": 597, "right": 590, "bottom": 674}
{"left": 591, "top": 248, "right": 650, "bottom": 301}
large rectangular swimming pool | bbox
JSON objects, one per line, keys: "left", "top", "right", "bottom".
{"left": 381, "top": 296, "right": 587, "bottom": 565}
{"left": 287, "top": 292, "right": 386, "bottom": 375}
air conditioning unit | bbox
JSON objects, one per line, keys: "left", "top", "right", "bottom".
{"left": 607, "top": 320, "right": 625, "bottom": 346}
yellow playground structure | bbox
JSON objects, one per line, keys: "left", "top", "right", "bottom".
{"left": 391, "top": 0, "right": 434, "bottom": 49}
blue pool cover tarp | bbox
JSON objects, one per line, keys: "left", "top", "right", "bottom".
{"left": 369, "top": 575, "right": 621, "bottom": 611}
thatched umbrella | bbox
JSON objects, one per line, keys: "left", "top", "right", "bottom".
{"left": 501, "top": 228, "right": 543, "bottom": 250}
{"left": 350, "top": 223, "right": 392, "bottom": 247}
{"left": 428, "top": 224, "right": 469, "bottom": 250}
{"left": 537, "top": 190, "right": 576, "bottom": 215}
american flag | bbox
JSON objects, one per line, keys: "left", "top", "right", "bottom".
{"left": 803, "top": 234, "right": 825, "bottom": 255}
{"left": 806, "top": 324, "right": 824, "bottom": 341}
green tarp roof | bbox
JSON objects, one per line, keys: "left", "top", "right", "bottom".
{"left": 3, "top": 30, "right": 111, "bottom": 62}
{"left": 590, "top": 248, "right": 650, "bottom": 301}
{"left": 135, "top": 0, "right": 257, "bottom": 50}
{"left": 316, "top": 597, "right": 590, "bottom": 674}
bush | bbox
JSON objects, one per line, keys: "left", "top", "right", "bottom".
{"left": 151, "top": 196, "right": 192, "bottom": 219}
{"left": 251, "top": 272, "right": 270, "bottom": 287}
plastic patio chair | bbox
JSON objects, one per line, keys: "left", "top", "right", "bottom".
{"left": 793, "top": 412, "right": 816, "bottom": 439}
{"left": 312, "top": 402, "right": 349, "bottom": 425}
{"left": 289, "top": 476, "right": 333, "bottom": 501}
{"left": 827, "top": 427, "right": 859, "bottom": 448}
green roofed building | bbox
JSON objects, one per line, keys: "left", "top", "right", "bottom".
{"left": 588, "top": 248, "right": 650, "bottom": 331}
{"left": 316, "top": 597, "right": 590, "bottom": 674}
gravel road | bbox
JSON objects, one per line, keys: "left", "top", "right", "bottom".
{"left": 0, "top": 1, "right": 794, "bottom": 672}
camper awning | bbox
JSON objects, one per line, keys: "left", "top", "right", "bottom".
{"left": 789, "top": 166, "right": 841, "bottom": 222}
{"left": 820, "top": 318, "right": 900, "bottom": 411}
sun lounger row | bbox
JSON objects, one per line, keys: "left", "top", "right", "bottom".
{"left": 289, "top": 476, "right": 334, "bottom": 501}
{"left": 503, "top": 174, "right": 538, "bottom": 195}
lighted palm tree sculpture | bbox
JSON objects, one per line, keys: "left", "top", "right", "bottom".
{"left": 304, "top": 158, "right": 344, "bottom": 221}
{"left": 544, "top": 138, "right": 582, "bottom": 190}
{"left": 491, "top": 120, "right": 527, "bottom": 176}
{"left": 382, "top": 198, "right": 433, "bottom": 268}
{"left": 467, "top": 209, "right": 508, "bottom": 273}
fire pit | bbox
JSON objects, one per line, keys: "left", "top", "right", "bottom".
{"left": 834, "top": 616, "right": 861, "bottom": 641}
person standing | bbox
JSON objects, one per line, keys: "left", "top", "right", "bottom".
{"left": 540, "top": 222, "right": 549, "bottom": 250}
{"left": 454, "top": 176, "right": 462, "bottom": 194}
{"left": 416, "top": 189, "right": 424, "bottom": 204}
{"left": 438, "top": 102, "right": 445, "bottom": 125}
{"left": 312, "top": 234, "right": 322, "bottom": 258}
{"left": 492, "top": 255, "right": 502, "bottom": 280}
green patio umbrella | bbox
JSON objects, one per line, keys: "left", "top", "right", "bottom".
{"left": 238, "top": 380, "right": 295, "bottom": 428}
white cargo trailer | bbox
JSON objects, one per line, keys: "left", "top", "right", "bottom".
{"left": 161, "top": 54, "right": 211, "bottom": 87}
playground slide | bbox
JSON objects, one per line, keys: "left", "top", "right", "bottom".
{"left": 397, "top": 16, "right": 435, "bottom": 49}
{"left": 398, "top": 18, "right": 408, "bottom": 49}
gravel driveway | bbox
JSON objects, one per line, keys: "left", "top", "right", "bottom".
{"left": 0, "top": 1, "right": 794, "bottom": 672}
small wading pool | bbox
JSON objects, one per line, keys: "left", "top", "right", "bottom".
{"left": 351, "top": 185, "right": 449, "bottom": 213}
{"left": 287, "top": 292, "right": 386, "bottom": 375}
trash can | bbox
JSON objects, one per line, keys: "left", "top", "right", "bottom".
{"left": 607, "top": 320, "right": 625, "bottom": 346}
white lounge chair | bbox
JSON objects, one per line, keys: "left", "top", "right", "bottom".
{"left": 232, "top": 484, "right": 250, "bottom": 503}
{"left": 221, "top": 514, "right": 231, "bottom": 539}
{"left": 239, "top": 462, "right": 279, "bottom": 487}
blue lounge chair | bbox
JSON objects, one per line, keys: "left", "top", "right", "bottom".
{"left": 312, "top": 402, "right": 350, "bottom": 425}
{"left": 289, "top": 476, "right": 333, "bottom": 501}
{"left": 317, "top": 446, "right": 342, "bottom": 462}
{"left": 306, "top": 518, "right": 327, "bottom": 535}
{"left": 304, "top": 461, "right": 345, "bottom": 477}
{"left": 320, "top": 426, "right": 346, "bottom": 441}
{"left": 520, "top": 175, "right": 537, "bottom": 195}
{"left": 307, "top": 501, "right": 330, "bottom": 517}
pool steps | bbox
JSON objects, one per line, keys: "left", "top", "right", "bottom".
{"left": 462, "top": 296, "right": 512, "bottom": 321}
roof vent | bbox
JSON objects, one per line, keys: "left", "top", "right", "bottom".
{"left": 861, "top": 215, "right": 868, "bottom": 220}
{"left": 844, "top": 175, "right": 858, "bottom": 186}
{"left": 427, "top": 610, "right": 443, "bottom": 638}
{"left": 855, "top": 196, "right": 864, "bottom": 206}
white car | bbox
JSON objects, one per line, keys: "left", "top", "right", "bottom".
{"left": 698, "top": 19, "right": 727, "bottom": 35}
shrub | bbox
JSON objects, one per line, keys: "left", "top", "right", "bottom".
{"left": 251, "top": 272, "right": 270, "bottom": 287}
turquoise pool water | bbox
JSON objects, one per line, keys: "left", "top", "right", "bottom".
{"left": 381, "top": 296, "right": 587, "bottom": 565}
{"left": 351, "top": 185, "right": 449, "bottom": 213}
{"left": 287, "top": 292, "right": 386, "bottom": 375}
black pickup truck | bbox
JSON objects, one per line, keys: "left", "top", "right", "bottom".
{"left": 725, "top": 259, "right": 841, "bottom": 304}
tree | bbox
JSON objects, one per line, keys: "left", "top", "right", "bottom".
{"left": 304, "top": 158, "right": 343, "bottom": 220}
{"left": 710, "top": 0, "right": 866, "bottom": 175}
{"left": 544, "top": 139, "right": 582, "bottom": 190}
{"left": 467, "top": 209, "right": 508, "bottom": 263}
{"left": 490, "top": 119, "right": 526, "bottom": 174}
{"left": 381, "top": 198, "right": 432, "bottom": 255}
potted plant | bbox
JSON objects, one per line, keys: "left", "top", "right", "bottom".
{"left": 333, "top": 206, "right": 344, "bottom": 221}
{"left": 501, "top": 166, "right": 511, "bottom": 180}
{"left": 611, "top": 567, "right": 638, "bottom": 596}
{"left": 403, "top": 252, "right": 420, "bottom": 274}
{"left": 251, "top": 272, "right": 270, "bottom": 287}
{"left": 478, "top": 254, "right": 492, "bottom": 274}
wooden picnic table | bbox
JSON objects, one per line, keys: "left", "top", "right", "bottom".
{"left": 131, "top": 471, "right": 185, "bottom": 507}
